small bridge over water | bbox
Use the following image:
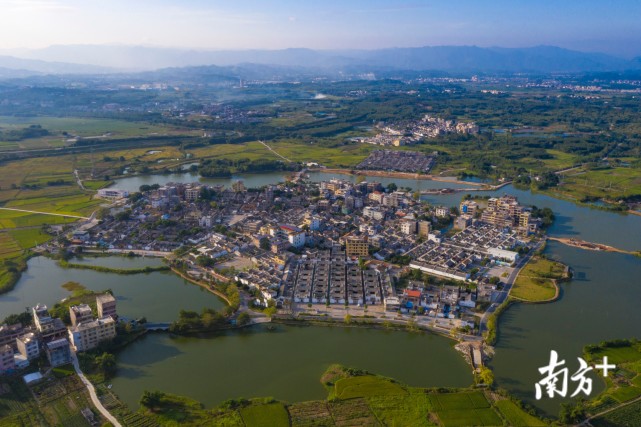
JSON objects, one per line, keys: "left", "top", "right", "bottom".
{"left": 144, "top": 323, "right": 171, "bottom": 331}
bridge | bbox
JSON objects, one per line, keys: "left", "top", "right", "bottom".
{"left": 144, "top": 323, "right": 171, "bottom": 331}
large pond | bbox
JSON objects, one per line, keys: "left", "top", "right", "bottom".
{"left": 110, "top": 324, "right": 472, "bottom": 408}
{"left": 110, "top": 171, "right": 290, "bottom": 193}
{"left": 0, "top": 256, "right": 225, "bottom": 322}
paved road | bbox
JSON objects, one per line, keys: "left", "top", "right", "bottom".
{"left": 71, "top": 351, "right": 122, "bottom": 427}
{"left": 0, "top": 207, "right": 90, "bottom": 220}
{"left": 478, "top": 240, "right": 544, "bottom": 335}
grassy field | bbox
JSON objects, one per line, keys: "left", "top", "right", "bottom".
{"left": 584, "top": 339, "right": 641, "bottom": 415}
{"left": 240, "top": 403, "right": 290, "bottom": 427}
{"left": 428, "top": 392, "right": 503, "bottom": 427}
{"left": 0, "top": 116, "right": 197, "bottom": 152}
{"left": 591, "top": 399, "right": 641, "bottom": 427}
{"left": 511, "top": 256, "right": 567, "bottom": 302}
{"left": 334, "top": 375, "right": 407, "bottom": 399}
{"left": 367, "top": 389, "right": 434, "bottom": 427}
{"left": 557, "top": 165, "right": 641, "bottom": 201}
{"left": 494, "top": 399, "right": 547, "bottom": 426}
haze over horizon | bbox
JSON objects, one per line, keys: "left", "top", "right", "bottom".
{"left": 1, "top": 0, "right": 640, "bottom": 58}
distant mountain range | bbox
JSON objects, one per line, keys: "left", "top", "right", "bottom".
{"left": 0, "top": 44, "right": 640, "bottom": 77}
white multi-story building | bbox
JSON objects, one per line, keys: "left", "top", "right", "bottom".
{"left": 16, "top": 333, "right": 39, "bottom": 360}
{"left": 401, "top": 220, "right": 417, "bottom": 235}
{"left": 68, "top": 317, "right": 116, "bottom": 352}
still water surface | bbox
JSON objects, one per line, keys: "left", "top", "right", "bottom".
{"left": 0, "top": 256, "right": 224, "bottom": 322}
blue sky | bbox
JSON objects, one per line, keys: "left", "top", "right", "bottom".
{"left": 1, "top": 0, "right": 640, "bottom": 57}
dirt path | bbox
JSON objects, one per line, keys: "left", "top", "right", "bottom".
{"left": 0, "top": 207, "right": 90, "bottom": 220}
{"left": 258, "top": 140, "right": 292, "bottom": 162}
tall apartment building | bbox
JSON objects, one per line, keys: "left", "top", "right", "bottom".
{"left": 96, "top": 294, "right": 117, "bottom": 320}
{"left": 16, "top": 333, "right": 39, "bottom": 360}
{"left": 70, "top": 304, "right": 93, "bottom": 327}
{"left": 401, "top": 220, "right": 417, "bottom": 235}
{"left": 0, "top": 345, "right": 15, "bottom": 373}
{"left": 0, "top": 324, "right": 24, "bottom": 350}
{"left": 418, "top": 221, "right": 431, "bottom": 237}
{"left": 345, "top": 236, "right": 369, "bottom": 257}
{"left": 184, "top": 184, "right": 203, "bottom": 202}
{"left": 46, "top": 339, "right": 71, "bottom": 367}
{"left": 32, "top": 304, "right": 67, "bottom": 342}
{"left": 481, "top": 196, "right": 530, "bottom": 230}
{"left": 68, "top": 317, "right": 116, "bottom": 352}
{"left": 459, "top": 200, "right": 479, "bottom": 216}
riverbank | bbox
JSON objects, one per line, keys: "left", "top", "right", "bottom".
{"left": 170, "top": 266, "right": 232, "bottom": 306}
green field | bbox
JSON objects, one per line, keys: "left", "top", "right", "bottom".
{"left": 367, "top": 389, "right": 435, "bottom": 427}
{"left": 591, "top": 399, "right": 641, "bottom": 427}
{"left": 511, "top": 256, "right": 567, "bottom": 302}
{"left": 556, "top": 165, "right": 641, "bottom": 201}
{"left": 494, "top": 400, "right": 547, "bottom": 426}
{"left": 428, "top": 392, "right": 504, "bottom": 427}
{"left": 585, "top": 339, "right": 641, "bottom": 418}
{"left": 240, "top": 403, "right": 290, "bottom": 427}
{"left": 334, "top": 375, "right": 407, "bottom": 399}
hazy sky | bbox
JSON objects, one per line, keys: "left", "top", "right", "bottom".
{"left": 1, "top": 0, "right": 640, "bottom": 57}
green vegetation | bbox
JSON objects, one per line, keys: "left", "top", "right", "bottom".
{"left": 583, "top": 339, "right": 641, "bottom": 420}
{"left": 82, "top": 364, "right": 548, "bottom": 426}
{"left": 169, "top": 308, "right": 229, "bottom": 334}
{"left": 485, "top": 299, "right": 512, "bottom": 346}
{"left": 511, "top": 256, "right": 568, "bottom": 302}
{"left": 59, "top": 259, "right": 170, "bottom": 275}
{"left": 428, "top": 391, "right": 502, "bottom": 427}
{"left": 334, "top": 375, "right": 407, "bottom": 399}
{"left": 240, "top": 402, "right": 290, "bottom": 427}
{"left": 494, "top": 400, "right": 547, "bottom": 426}
{"left": 0, "top": 254, "right": 28, "bottom": 294}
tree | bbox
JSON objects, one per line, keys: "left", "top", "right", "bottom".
{"left": 236, "top": 312, "right": 251, "bottom": 326}
{"left": 358, "top": 257, "right": 366, "bottom": 271}
{"left": 259, "top": 237, "right": 271, "bottom": 251}
{"left": 97, "top": 353, "right": 117, "bottom": 378}
{"left": 140, "top": 390, "right": 165, "bottom": 412}
{"left": 344, "top": 314, "right": 352, "bottom": 324}
{"left": 478, "top": 366, "right": 494, "bottom": 386}
{"left": 387, "top": 183, "right": 398, "bottom": 192}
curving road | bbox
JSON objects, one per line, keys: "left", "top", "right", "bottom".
{"left": 71, "top": 351, "right": 122, "bottom": 427}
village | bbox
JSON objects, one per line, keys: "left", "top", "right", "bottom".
{"left": 68, "top": 171, "right": 546, "bottom": 336}
{"left": 351, "top": 114, "right": 479, "bottom": 147}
